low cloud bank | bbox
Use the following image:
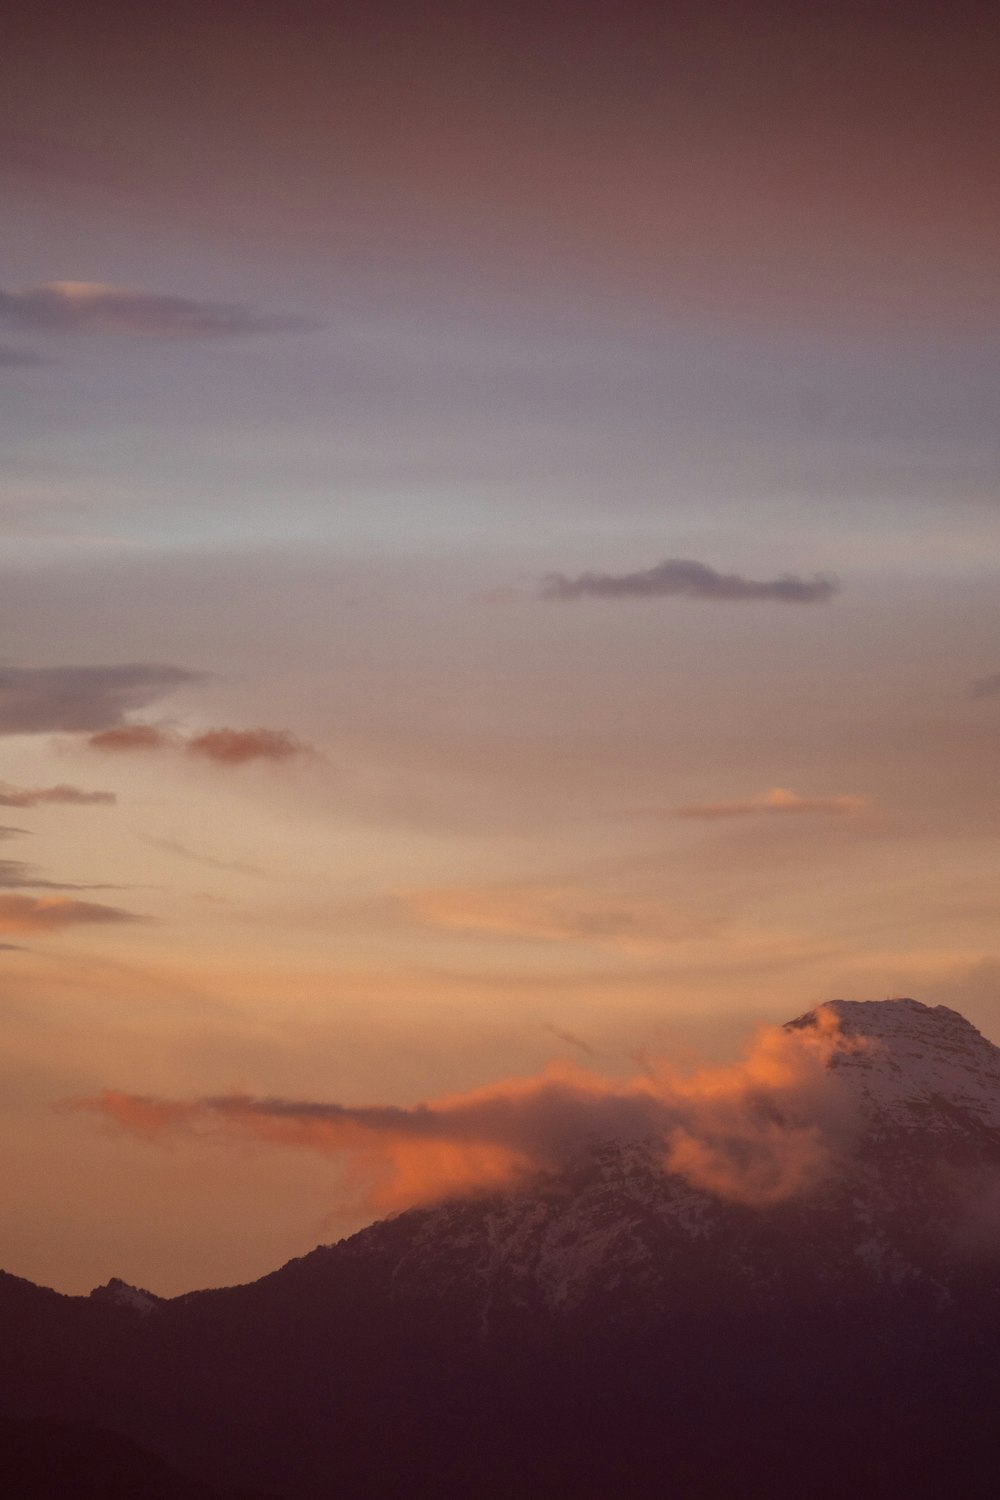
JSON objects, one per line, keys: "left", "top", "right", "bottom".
{"left": 539, "top": 558, "right": 839, "bottom": 604}
{"left": 80, "top": 1009, "right": 868, "bottom": 1213}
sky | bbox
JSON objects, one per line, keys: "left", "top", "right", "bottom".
{"left": 2, "top": 0, "right": 1000, "bottom": 1296}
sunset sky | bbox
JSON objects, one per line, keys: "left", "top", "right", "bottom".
{"left": 3, "top": 0, "right": 1000, "bottom": 1296}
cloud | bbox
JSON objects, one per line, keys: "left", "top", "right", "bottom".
{"left": 0, "top": 894, "right": 143, "bottom": 934}
{"left": 0, "top": 344, "right": 49, "bottom": 367}
{"left": 674, "top": 787, "right": 869, "bottom": 820}
{"left": 0, "top": 826, "right": 28, "bottom": 839}
{"left": 543, "top": 1024, "right": 596, "bottom": 1056}
{"left": 403, "top": 882, "right": 710, "bottom": 956}
{"left": 88, "top": 722, "right": 309, "bottom": 766}
{"left": 135, "top": 833, "right": 263, "bottom": 877}
{"left": 0, "top": 282, "right": 319, "bottom": 338}
{"left": 88, "top": 724, "right": 175, "bottom": 752}
{"left": 185, "top": 727, "right": 308, "bottom": 765}
{"left": 0, "top": 783, "right": 115, "bottom": 808}
{"left": 970, "top": 673, "right": 1000, "bottom": 700}
{"left": 539, "top": 558, "right": 840, "bottom": 603}
{"left": 0, "top": 663, "right": 199, "bottom": 734}
{"left": 0, "top": 859, "right": 116, "bottom": 890}
{"left": 78, "top": 1007, "right": 868, "bottom": 1213}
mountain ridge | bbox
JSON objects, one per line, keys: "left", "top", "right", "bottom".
{"left": 3, "top": 996, "right": 1000, "bottom": 1499}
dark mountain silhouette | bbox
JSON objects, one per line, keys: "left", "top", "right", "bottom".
{"left": 3, "top": 999, "right": 1000, "bottom": 1499}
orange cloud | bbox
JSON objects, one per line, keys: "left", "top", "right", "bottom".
{"left": 77, "top": 1009, "right": 869, "bottom": 1214}
{"left": 0, "top": 894, "right": 144, "bottom": 934}
{"left": 674, "top": 787, "right": 869, "bottom": 820}
{"left": 0, "top": 782, "right": 115, "bottom": 807}
{"left": 186, "top": 727, "right": 306, "bottom": 765}
{"left": 87, "top": 722, "right": 311, "bottom": 765}
{"left": 88, "top": 724, "right": 175, "bottom": 751}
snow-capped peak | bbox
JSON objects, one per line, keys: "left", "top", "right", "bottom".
{"left": 89, "top": 1276, "right": 160, "bottom": 1314}
{"left": 788, "top": 997, "right": 1000, "bottom": 1133}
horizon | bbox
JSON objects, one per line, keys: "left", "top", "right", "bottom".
{"left": 3, "top": 0, "right": 1000, "bottom": 1299}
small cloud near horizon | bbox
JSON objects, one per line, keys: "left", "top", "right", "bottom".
{"left": 674, "top": 787, "right": 869, "bottom": 820}
{"left": 0, "top": 282, "right": 320, "bottom": 338}
{"left": 539, "top": 558, "right": 840, "bottom": 604}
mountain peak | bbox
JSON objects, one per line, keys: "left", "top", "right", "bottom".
{"left": 789, "top": 996, "right": 1000, "bottom": 1133}
{"left": 88, "top": 1277, "right": 160, "bottom": 1315}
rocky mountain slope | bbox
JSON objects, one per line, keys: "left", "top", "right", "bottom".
{"left": 3, "top": 998, "right": 1000, "bottom": 1499}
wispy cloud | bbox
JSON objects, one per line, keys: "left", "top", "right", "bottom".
{"left": 0, "top": 894, "right": 144, "bottom": 934}
{"left": 539, "top": 558, "right": 840, "bottom": 604}
{"left": 674, "top": 787, "right": 869, "bottom": 820}
{"left": 0, "top": 663, "right": 199, "bottom": 735}
{"left": 403, "top": 882, "right": 711, "bottom": 956}
{"left": 0, "top": 282, "right": 319, "bottom": 338}
{"left": 0, "top": 783, "right": 115, "bottom": 808}
{"left": 0, "top": 859, "right": 120, "bottom": 891}
{"left": 543, "top": 1024, "right": 596, "bottom": 1057}
{"left": 78, "top": 1008, "right": 866, "bottom": 1212}
{"left": 135, "top": 833, "right": 263, "bottom": 877}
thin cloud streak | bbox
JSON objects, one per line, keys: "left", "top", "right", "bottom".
{"left": 0, "top": 282, "right": 319, "bottom": 338}
{"left": 674, "top": 787, "right": 869, "bottom": 820}
{"left": 0, "top": 859, "right": 120, "bottom": 891}
{"left": 0, "top": 893, "right": 144, "bottom": 934}
{"left": 0, "top": 783, "right": 115, "bottom": 808}
{"left": 539, "top": 558, "right": 840, "bottom": 603}
{"left": 135, "top": 833, "right": 263, "bottom": 877}
{"left": 79, "top": 1008, "right": 866, "bottom": 1212}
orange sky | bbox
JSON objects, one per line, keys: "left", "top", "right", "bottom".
{"left": 2, "top": 0, "right": 1000, "bottom": 1295}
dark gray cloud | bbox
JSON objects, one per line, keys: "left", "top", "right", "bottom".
{"left": 543, "top": 1024, "right": 596, "bottom": 1056}
{"left": 970, "top": 673, "right": 1000, "bottom": 700}
{"left": 0, "top": 784, "right": 115, "bottom": 808}
{"left": 0, "top": 282, "right": 319, "bottom": 338}
{"left": 539, "top": 558, "right": 840, "bottom": 604}
{"left": 0, "top": 662, "right": 199, "bottom": 734}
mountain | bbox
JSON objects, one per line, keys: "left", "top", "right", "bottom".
{"left": 3, "top": 998, "right": 1000, "bottom": 1499}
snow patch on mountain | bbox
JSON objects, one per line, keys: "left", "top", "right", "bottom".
{"left": 789, "top": 998, "right": 1000, "bottom": 1134}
